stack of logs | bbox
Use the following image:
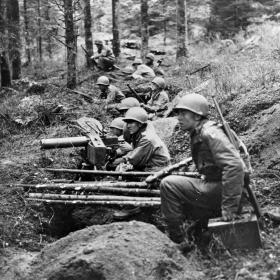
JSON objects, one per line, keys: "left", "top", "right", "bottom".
{"left": 22, "top": 168, "right": 199, "bottom": 207}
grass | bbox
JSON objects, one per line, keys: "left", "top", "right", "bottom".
{"left": 1, "top": 21, "right": 280, "bottom": 279}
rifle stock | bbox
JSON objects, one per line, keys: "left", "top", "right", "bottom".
{"left": 126, "top": 84, "right": 145, "bottom": 103}
{"left": 146, "top": 157, "right": 192, "bottom": 184}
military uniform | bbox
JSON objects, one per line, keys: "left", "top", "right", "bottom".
{"left": 132, "top": 64, "right": 156, "bottom": 80}
{"left": 105, "top": 85, "right": 125, "bottom": 104}
{"left": 143, "top": 90, "right": 169, "bottom": 117}
{"left": 95, "top": 46, "right": 115, "bottom": 70}
{"left": 124, "top": 122, "right": 170, "bottom": 171}
{"left": 160, "top": 120, "right": 245, "bottom": 238}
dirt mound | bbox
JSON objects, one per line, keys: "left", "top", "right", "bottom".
{"left": 23, "top": 221, "right": 204, "bottom": 280}
{"left": 225, "top": 85, "right": 280, "bottom": 132}
{"left": 242, "top": 103, "right": 280, "bottom": 171}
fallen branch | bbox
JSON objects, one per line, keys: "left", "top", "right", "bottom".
{"left": 44, "top": 168, "right": 153, "bottom": 177}
{"left": 23, "top": 181, "right": 148, "bottom": 189}
{"left": 23, "top": 185, "right": 160, "bottom": 195}
{"left": 28, "top": 193, "right": 160, "bottom": 201}
{"left": 27, "top": 198, "right": 160, "bottom": 207}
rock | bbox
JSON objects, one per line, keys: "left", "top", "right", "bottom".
{"left": 23, "top": 221, "right": 203, "bottom": 280}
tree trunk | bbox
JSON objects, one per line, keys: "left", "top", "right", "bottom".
{"left": 37, "top": 0, "right": 43, "bottom": 61}
{"left": 45, "top": 3, "right": 52, "bottom": 59}
{"left": 140, "top": 0, "right": 149, "bottom": 59}
{"left": 162, "top": 0, "right": 167, "bottom": 46}
{"left": 7, "top": 0, "right": 21, "bottom": 79}
{"left": 112, "top": 0, "right": 120, "bottom": 58}
{"left": 23, "top": 0, "right": 32, "bottom": 64}
{"left": 176, "top": 0, "right": 188, "bottom": 63}
{"left": 82, "top": 0, "right": 94, "bottom": 67}
{"left": 64, "top": 0, "right": 76, "bottom": 89}
{"left": 0, "top": 0, "right": 11, "bottom": 86}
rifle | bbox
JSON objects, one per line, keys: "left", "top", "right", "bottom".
{"left": 126, "top": 84, "right": 145, "bottom": 103}
{"left": 212, "top": 95, "right": 261, "bottom": 218}
{"left": 146, "top": 157, "right": 193, "bottom": 184}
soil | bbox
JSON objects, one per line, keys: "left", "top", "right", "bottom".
{"left": 17, "top": 221, "right": 204, "bottom": 280}
{"left": 1, "top": 53, "right": 280, "bottom": 279}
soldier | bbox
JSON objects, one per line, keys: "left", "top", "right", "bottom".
{"left": 91, "top": 40, "right": 115, "bottom": 71}
{"left": 160, "top": 93, "right": 245, "bottom": 251}
{"left": 145, "top": 53, "right": 165, "bottom": 76}
{"left": 96, "top": 76, "right": 125, "bottom": 106}
{"left": 141, "top": 77, "right": 169, "bottom": 119}
{"left": 109, "top": 117, "right": 132, "bottom": 157}
{"left": 132, "top": 58, "right": 155, "bottom": 80}
{"left": 117, "top": 97, "right": 140, "bottom": 116}
{"left": 113, "top": 107, "right": 170, "bottom": 171}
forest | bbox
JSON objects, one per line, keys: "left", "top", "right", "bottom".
{"left": 1, "top": 0, "right": 280, "bottom": 279}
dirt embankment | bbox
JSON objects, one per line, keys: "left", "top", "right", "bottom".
{"left": 2, "top": 221, "right": 204, "bottom": 280}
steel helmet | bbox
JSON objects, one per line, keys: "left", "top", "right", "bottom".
{"left": 110, "top": 117, "right": 125, "bottom": 130}
{"left": 119, "top": 97, "right": 140, "bottom": 111}
{"left": 95, "top": 39, "right": 103, "bottom": 45}
{"left": 146, "top": 53, "right": 155, "bottom": 61}
{"left": 121, "top": 66, "right": 134, "bottom": 74}
{"left": 174, "top": 93, "right": 209, "bottom": 117}
{"left": 96, "top": 76, "right": 109, "bottom": 86}
{"left": 152, "top": 77, "right": 166, "bottom": 89}
{"left": 132, "top": 58, "right": 143, "bottom": 65}
{"left": 123, "top": 107, "right": 148, "bottom": 124}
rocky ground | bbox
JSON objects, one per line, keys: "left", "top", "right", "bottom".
{"left": 1, "top": 34, "right": 280, "bottom": 279}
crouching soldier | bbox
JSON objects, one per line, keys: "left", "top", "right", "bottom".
{"left": 109, "top": 117, "right": 132, "bottom": 157}
{"left": 160, "top": 93, "right": 245, "bottom": 251}
{"left": 92, "top": 40, "right": 115, "bottom": 71}
{"left": 141, "top": 77, "right": 169, "bottom": 119}
{"left": 96, "top": 76, "right": 125, "bottom": 112}
{"left": 113, "top": 107, "right": 170, "bottom": 171}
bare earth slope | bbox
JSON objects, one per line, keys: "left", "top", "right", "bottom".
{"left": 21, "top": 221, "right": 204, "bottom": 280}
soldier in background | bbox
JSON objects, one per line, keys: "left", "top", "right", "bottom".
{"left": 131, "top": 58, "right": 155, "bottom": 80}
{"left": 91, "top": 40, "right": 116, "bottom": 71}
{"left": 145, "top": 53, "right": 165, "bottom": 76}
{"left": 141, "top": 77, "right": 169, "bottom": 119}
{"left": 96, "top": 76, "right": 125, "bottom": 105}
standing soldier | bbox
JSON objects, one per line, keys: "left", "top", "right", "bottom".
{"left": 96, "top": 76, "right": 125, "bottom": 106}
{"left": 91, "top": 40, "right": 116, "bottom": 71}
{"left": 160, "top": 93, "right": 245, "bottom": 251}
{"left": 141, "top": 77, "right": 169, "bottom": 119}
{"left": 113, "top": 107, "right": 170, "bottom": 171}
{"left": 131, "top": 58, "right": 155, "bottom": 80}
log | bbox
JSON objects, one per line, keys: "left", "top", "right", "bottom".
{"left": 24, "top": 181, "right": 149, "bottom": 190}
{"left": 44, "top": 168, "right": 199, "bottom": 178}
{"left": 44, "top": 168, "right": 153, "bottom": 177}
{"left": 28, "top": 193, "right": 160, "bottom": 201}
{"left": 24, "top": 185, "right": 160, "bottom": 195}
{"left": 27, "top": 198, "right": 161, "bottom": 207}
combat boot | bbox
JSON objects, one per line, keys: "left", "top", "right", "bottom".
{"left": 166, "top": 221, "right": 195, "bottom": 253}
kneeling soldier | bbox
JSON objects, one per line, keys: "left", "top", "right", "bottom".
{"left": 160, "top": 93, "right": 245, "bottom": 250}
{"left": 114, "top": 107, "right": 170, "bottom": 171}
{"left": 109, "top": 117, "right": 132, "bottom": 157}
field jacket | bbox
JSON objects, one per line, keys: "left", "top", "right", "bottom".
{"left": 190, "top": 120, "right": 245, "bottom": 213}
{"left": 124, "top": 122, "right": 170, "bottom": 170}
{"left": 144, "top": 90, "right": 169, "bottom": 115}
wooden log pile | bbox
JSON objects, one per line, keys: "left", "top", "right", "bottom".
{"left": 22, "top": 181, "right": 161, "bottom": 207}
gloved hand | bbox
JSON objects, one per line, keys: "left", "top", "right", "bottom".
{"left": 222, "top": 209, "right": 238, "bottom": 222}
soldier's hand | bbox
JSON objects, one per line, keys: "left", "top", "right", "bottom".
{"left": 222, "top": 209, "right": 238, "bottom": 222}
